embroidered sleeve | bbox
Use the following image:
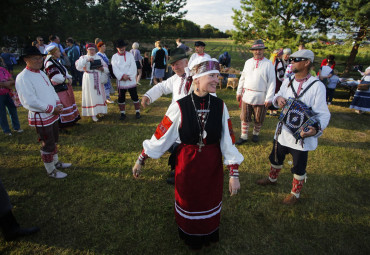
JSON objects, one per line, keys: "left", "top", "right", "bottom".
{"left": 142, "top": 102, "right": 181, "bottom": 159}
{"left": 227, "top": 119, "right": 235, "bottom": 144}
{"left": 220, "top": 103, "right": 244, "bottom": 166}
{"left": 155, "top": 115, "right": 173, "bottom": 140}
{"left": 227, "top": 164, "right": 239, "bottom": 178}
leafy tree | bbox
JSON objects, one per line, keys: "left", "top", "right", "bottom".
{"left": 144, "top": 0, "right": 187, "bottom": 29}
{"left": 232, "top": 0, "right": 318, "bottom": 44}
{"left": 330, "top": 0, "right": 369, "bottom": 74}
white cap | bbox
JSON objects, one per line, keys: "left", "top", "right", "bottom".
{"left": 45, "top": 45, "right": 56, "bottom": 53}
{"left": 290, "top": 49, "right": 314, "bottom": 62}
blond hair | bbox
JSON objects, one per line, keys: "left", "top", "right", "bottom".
{"left": 155, "top": 41, "right": 162, "bottom": 48}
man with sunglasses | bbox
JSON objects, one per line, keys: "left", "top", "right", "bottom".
{"left": 236, "top": 39, "right": 276, "bottom": 144}
{"left": 256, "top": 49, "right": 331, "bottom": 205}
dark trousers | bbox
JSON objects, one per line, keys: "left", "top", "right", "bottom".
{"left": 269, "top": 140, "right": 308, "bottom": 175}
{"left": 326, "top": 88, "right": 335, "bottom": 103}
{"left": 69, "top": 64, "right": 79, "bottom": 86}
{"left": 0, "top": 94, "right": 20, "bottom": 133}
{"left": 118, "top": 87, "right": 139, "bottom": 103}
{"left": 36, "top": 121, "right": 59, "bottom": 153}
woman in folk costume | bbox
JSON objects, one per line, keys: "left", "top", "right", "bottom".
{"left": 75, "top": 43, "right": 108, "bottom": 122}
{"left": 111, "top": 39, "right": 140, "bottom": 120}
{"left": 44, "top": 45, "right": 80, "bottom": 129}
{"left": 96, "top": 41, "right": 114, "bottom": 104}
{"left": 132, "top": 56, "right": 243, "bottom": 250}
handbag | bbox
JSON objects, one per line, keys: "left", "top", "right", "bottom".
{"left": 357, "top": 81, "right": 370, "bottom": 91}
{"left": 90, "top": 59, "right": 102, "bottom": 70}
{"left": 53, "top": 83, "right": 68, "bottom": 93}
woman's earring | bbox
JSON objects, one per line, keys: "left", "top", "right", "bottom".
{"left": 196, "top": 87, "right": 199, "bottom": 91}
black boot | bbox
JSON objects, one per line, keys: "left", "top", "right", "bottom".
{"left": 0, "top": 211, "right": 40, "bottom": 241}
{"left": 120, "top": 113, "right": 127, "bottom": 121}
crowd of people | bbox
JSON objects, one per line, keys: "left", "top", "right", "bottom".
{"left": 0, "top": 35, "right": 368, "bottom": 250}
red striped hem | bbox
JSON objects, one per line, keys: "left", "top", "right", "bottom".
{"left": 175, "top": 201, "right": 222, "bottom": 220}
{"left": 82, "top": 103, "right": 107, "bottom": 109}
{"left": 28, "top": 115, "right": 59, "bottom": 126}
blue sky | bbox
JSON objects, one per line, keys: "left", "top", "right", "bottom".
{"left": 183, "top": 0, "right": 242, "bottom": 32}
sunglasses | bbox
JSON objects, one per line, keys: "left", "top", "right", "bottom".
{"left": 290, "top": 57, "right": 308, "bottom": 62}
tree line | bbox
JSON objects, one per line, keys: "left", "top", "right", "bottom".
{"left": 232, "top": 0, "right": 369, "bottom": 74}
{"left": 0, "top": 0, "right": 227, "bottom": 47}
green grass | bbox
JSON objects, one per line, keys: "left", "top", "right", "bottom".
{"left": 0, "top": 39, "right": 369, "bottom": 254}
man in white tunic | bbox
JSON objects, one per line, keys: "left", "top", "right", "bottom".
{"left": 236, "top": 39, "right": 276, "bottom": 144}
{"left": 16, "top": 46, "right": 72, "bottom": 179}
{"left": 111, "top": 39, "right": 139, "bottom": 120}
{"left": 141, "top": 48, "right": 190, "bottom": 107}
{"left": 256, "top": 50, "right": 331, "bottom": 205}
{"left": 188, "top": 41, "right": 210, "bottom": 68}
{"left": 141, "top": 48, "right": 190, "bottom": 184}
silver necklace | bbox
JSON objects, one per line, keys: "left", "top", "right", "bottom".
{"left": 191, "top": 93, "right": 210, "bottom": 152}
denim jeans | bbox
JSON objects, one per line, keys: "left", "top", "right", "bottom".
{"left": 0, "top": 94, "right": 20, "bottom": 133}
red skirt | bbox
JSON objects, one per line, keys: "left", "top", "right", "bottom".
{"left": 175, "top": 143, "right": 223, "bottom": 236}
{"left": 57, "top": 84, "right": 80, "bottom": 124}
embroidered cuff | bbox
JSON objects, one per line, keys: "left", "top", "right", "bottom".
{"left": 228, "top": 164, "right": 239, "bottom": 178}
{"left": 45, "top": 104, "right": 54, "bottom": 113}
{"left": 137, "top": 149, "right": 149, "bottom": 166}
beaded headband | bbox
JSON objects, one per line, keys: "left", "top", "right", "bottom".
{"left": 190, "top": 60, "right": 220, "bottom": 78}
{"left": 86, "top": 43, "right": 96, "bottom": 50}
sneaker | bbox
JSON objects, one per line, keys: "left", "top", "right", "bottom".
{"left": 48, "top": 169, "right": 67, "bottom": 179}
{"left": 283, "top": 194, "right": 299, "bottom": 205}
{"left": 235, "top": 138, "right": 247, "bottom": 145}
{"left": 120, "top": 113, "right": 126, "bottom": 121}
{"left": 15, "top": 129, "right": 24, "bottom": 133}
{"left": 252, "top": 135, "right": 259, "bottom": 143}
{"left": 4, "top": 132, "right": 12, "bottom": 136}
{"left": 256, "top": 177, "right": 276, "bottom": 186}
{"left": 55, "top": 162, "right": 72, "bottom": 169}
{"left": 92, "top": 116, "right": 99, "bottom": 122}
{"left": 106, "top": 99, "right": 114, "bottom": 104}
{"left": 135, "top": 112, "right": 141, "bottom": 119}
{"left": 327, "top": 102, "right": 331, "bottom": 105}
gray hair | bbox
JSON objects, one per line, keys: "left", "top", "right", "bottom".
{"left": 132, "top": 42, "right": 139, "bottom": 49}
{"left": 283, "top": 48, "right": 291, "bottom": 54}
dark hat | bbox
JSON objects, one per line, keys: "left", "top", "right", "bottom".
{"left": 116, "top": 39, "right": 128, "bottom": 48}
{"left": 21, "top": 46, "right": 45, "bottom": 59}
{"left": 250, "top": 39, "right": 267, "bottom": 50}
{"left": 169, "top": 48, "right": 187, "bottom": 64}
{"left": 194, "top": 41, "right": 206, "bottom": 47}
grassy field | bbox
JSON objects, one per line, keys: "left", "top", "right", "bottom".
{"left": 0, "top": 39, "right": 369, "bottom": 254}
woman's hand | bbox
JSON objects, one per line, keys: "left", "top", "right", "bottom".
{"left": 229, "top": 178, "right": 240, "bottom": 196}
{"left": 132, "top": 163, "right": 142, "bottom": 179}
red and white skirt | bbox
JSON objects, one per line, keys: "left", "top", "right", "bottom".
{"left": 174, "top": 143, "right": 223, "bottom": 236}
